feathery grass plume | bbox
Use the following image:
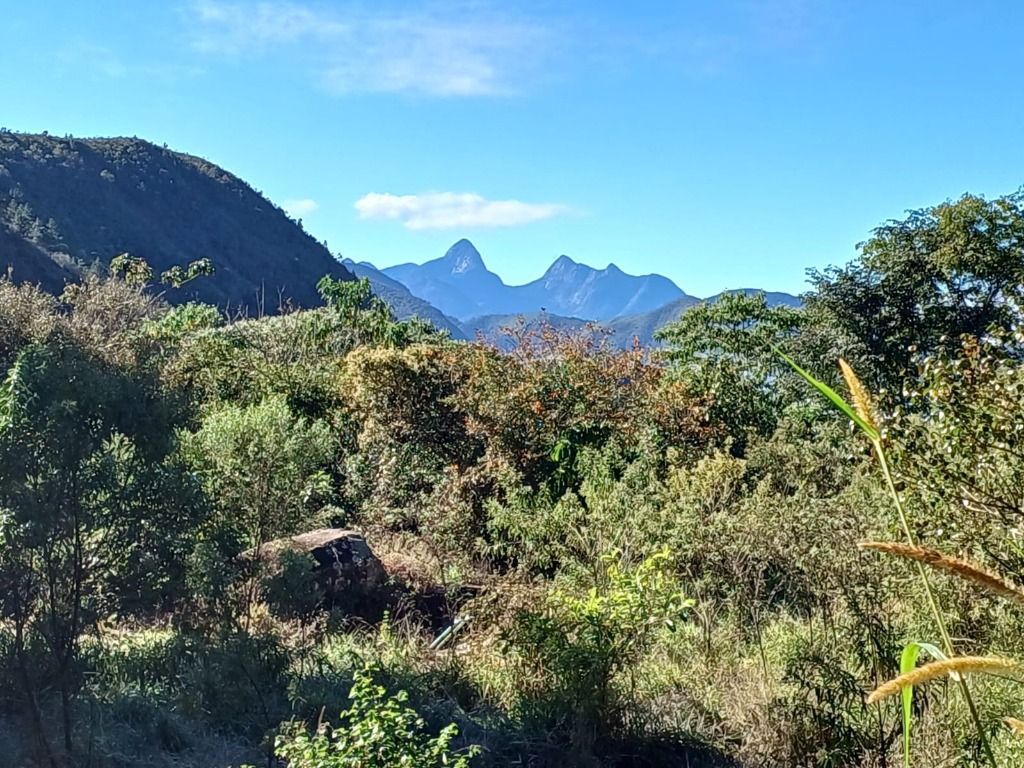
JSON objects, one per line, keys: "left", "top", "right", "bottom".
{"left": 859, "top": 541, "right": 1024, "bottom": 604}
{"left": 1005, "top": 717, "right": 1024, "bottom": 736}
{"left": 838, "top": 358, "right": 878, "bottom": 432}
{"left": 868, "top": 657, "right": 1019, "bottom": 705}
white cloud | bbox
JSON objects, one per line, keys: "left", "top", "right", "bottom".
{"left": 355, "top": 192, "right": 567, "bottom": 230}
{"left": 189, "top": 1, "right": 547, "bottom": 96}
{"left": 191, "top": 1, "right": 347, "bottom": 52}
{"left": 282, "top": 198, "right": 319, "bottom": 218}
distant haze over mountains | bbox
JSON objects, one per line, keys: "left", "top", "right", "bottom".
{"left": 354, "top": 239, "right": 800, "bottom": 346}
{"left": 382, "top": 239, "right": 691, "bottom": 322}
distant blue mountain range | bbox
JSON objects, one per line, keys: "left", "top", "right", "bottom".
{"left": 348, "top": 239, "right": 800, "bottom": 346}
{"left": 382, "top": 239, "right": 689, "bottom": 322}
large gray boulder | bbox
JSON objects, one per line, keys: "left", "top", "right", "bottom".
{"left": 257, "top": 529, "right": 386, "bottom": 615}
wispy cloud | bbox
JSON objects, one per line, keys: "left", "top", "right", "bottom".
{"left": 355, "top": 192, "right": 568, "bottom": 230}
{"left": 188, "top": 1, "right": 548, "bottom": 96}
{"left": 282, "top": 198, "right": 319, "bottom": 218}
{"left": 56, "top": 43, "right": 128, "bottom": 79}
{"left": 191, "top": 1, "right": 347, "bottom": 53}
{"left": 56, "top": 40, "right": 205, "bottom": 83}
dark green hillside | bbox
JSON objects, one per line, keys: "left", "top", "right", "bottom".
{"left": 0, "top": 132, "right": 352, "bottom": 311}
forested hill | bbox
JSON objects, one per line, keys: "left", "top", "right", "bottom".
{"left": 0, "top": 132, "right": 353, "bottom": 311}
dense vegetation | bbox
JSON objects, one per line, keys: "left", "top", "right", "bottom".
{"left": 3, "top": 191, "right": 1024, "bottom": 767}
{"left": 0, "top": 132, "right": 354, "bottom": 312}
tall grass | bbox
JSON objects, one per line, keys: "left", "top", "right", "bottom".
{"left": 777, "top": 350, "right": 999, "bottom": 767}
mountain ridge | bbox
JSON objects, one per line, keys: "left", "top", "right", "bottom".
{"left": 381, "top": 242, "right": 695, "bottom": 322}
{"left": 368, "top": 241, "right": 800, "bottom": 347}
{"left": 341, "top": 258, "right": 467, "bottom": 339}
{"left": 0, "top": 132, "right": 354, "bottom": 311}
{"left": 0, "top": 132, "right": 798, "bottom": 342}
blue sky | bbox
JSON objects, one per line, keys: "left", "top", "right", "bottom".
{"left": 3, "top": 1, "right": 1023, "bottom": 296}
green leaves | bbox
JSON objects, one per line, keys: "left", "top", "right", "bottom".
{"left": 774, "top": 346, "right": 880, "bottom": 443}
{"left": 509, "top": 547, "right": 693, "bottom": 742}
{"left": 185, "top": 395, "right": 335, "bottom": 549}
{"left": 899, "top": 642, "right": 946, "bottom": 768}
{"left": 273, "top": 667, "right": 479, "bottom": 767}
{"left": 0, "top": 357, "right": 17, "bottom": 431}
{"left": 806, "top": 191, "right": 1024, "bottom": 390}
{"left": 657, "top": 293, "right": 807, "bottom": 448}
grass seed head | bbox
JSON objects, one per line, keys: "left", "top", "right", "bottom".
{"left": 838, "top": 358, "right": 879, "bottom": 432}
{"left": 868, "top": 656, "right": 1019, "bottom": 705}
{"left": 1004, "top": 717, "right": 1024, "bottom": 736}
{"left": 858, "top": 541, "right": 1024, "bottom": 604}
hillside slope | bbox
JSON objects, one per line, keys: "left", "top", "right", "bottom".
{"left": 465, "top": 289, "right": 802, "bottom": 349}
{"left": 606, "top": 295, "right": 704, "bottom": 344}
{"left": 342, "top": 259, "right": 467, "bottom": 338}
{"left": 0, "top": 132, "right": 353, "bottom": 311}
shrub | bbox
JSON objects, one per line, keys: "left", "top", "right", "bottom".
{"left": 271, "top": 666, "right": 479, "bottom": 768}
{"left": 183, "top": 395, "right": 335, "bottom": 625}
{"left": 508, "top": 549, "right": 693, "bottom": 754}
{"left": 341, "top": 344, "right": 478, "bottom": 531}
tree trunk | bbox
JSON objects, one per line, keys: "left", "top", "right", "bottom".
{"left": 14, "top": 618, "right": 58, "bottom": 768}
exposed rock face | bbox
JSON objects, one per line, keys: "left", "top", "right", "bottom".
{"left": 258, "top": 529, "right": 386, "bottom": 614}
{"left": 381, "top": 239, "right": 691, "bottom": 322}
{"left": 255, "top": 529, "right": 480, "bottom": 628}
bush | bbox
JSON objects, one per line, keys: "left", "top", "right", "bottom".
{"left": 271, "top": 666, "right": 479, "bottom": 768}
{"left": 508, "top": 549, "right": 693, "bottom": 754}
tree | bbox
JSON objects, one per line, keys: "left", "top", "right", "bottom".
{"left": 806, "top": 192, "right": 1024, "bottom": 391}
{"left": 0, "top": 335, "right": 199, "bottom": 762}
{"left": 317, "top": 275, "right": 440, "bottom": 348}
{"left": 655, "top": 292, "right": 805, "bottom": 452}
{"left": 183, "top": 395, "right": 334, "bottom": 625}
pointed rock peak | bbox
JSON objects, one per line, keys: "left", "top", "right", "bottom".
{"left": 443, "top": 239, "right": 485, "bottom": 273}
{"left": 543, "top": 254, "right": 580, "bottom": 276}
{"left": 604, "top": 262, "right": 624, "bottom": 274}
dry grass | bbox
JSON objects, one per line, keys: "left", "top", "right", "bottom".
{"left": 1004, "top": 717, "right": 1024, "bottom": 736}
{"left": 858, "top": 541, "right": 1024, "bottom": 604}
{"left": 868, "top": 657, "right": 1019, "bottom": 705}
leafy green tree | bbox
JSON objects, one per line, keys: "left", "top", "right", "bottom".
{"left": 0, "top": 336, "right": 200, "bottom": 760}
{"left": 806, "top": 192, "right": 1024, "bottom": 391}
{"left": 656, "top": 292, "right": 805, "bottom": 452}
{"left": 183, "top": 395, "right": 334, "bottom": 624}
{"left": 894, "top": 333, "right": 1024, "bottom": 572}
{"left": 318, "top": 275, "right": 440, "bottom": 348}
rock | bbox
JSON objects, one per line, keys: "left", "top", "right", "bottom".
{"left": 256, "top": 528, "right": 387, "bottom": 615}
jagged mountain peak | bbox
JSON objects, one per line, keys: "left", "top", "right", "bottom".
{"left": 384, "top": 241, "right": 691, "bottom": 322}
{"left": 541, "top": 254, "right": 584, "bottom": 279}
{"left": 441, "top": 238, "right": 485, "bottom": 273}
{"left": 376, "top": 240, "right": 799, "bottom": 344}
